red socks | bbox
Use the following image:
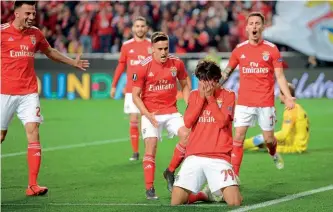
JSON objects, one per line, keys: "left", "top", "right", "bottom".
{"left": 143, "top": 154, "right": 155, "bottom": 190}
{"left": 266, "top": 137, "right": 277, "bottom": 156}
{"left": 168, "top": 143, "right": 186, "bottom": 172}
{"left": 130, "top": 121, "right": 139, "bottom": 153}
{"left": 188, "top": 192, "right": 208, "bottom": 204}
{"left": 27, "top": 142, "right": 41, "bottom": 186}
{"left": 231, "top": 140, "right": 244, "bottom": 176}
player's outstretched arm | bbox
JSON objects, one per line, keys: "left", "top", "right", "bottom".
{"left": 179, "top": 78, "right": 190, "bottom": 105}
{"left": 275, "top": 68, "right": 295, "bottom": 109}
{"left": 184, "top": 91, "right": 205, "bottom": 129}
{"left": 42, "top": 47, "right": 90, "bottom": 71}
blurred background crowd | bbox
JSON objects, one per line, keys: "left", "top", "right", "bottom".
{"left": 1, "top": 1, "right": 280, "bottom": 54}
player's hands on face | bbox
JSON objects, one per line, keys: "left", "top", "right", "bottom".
{"left": 204, "top": 81, "right": 214, "bottom": 97}
{"left": 74, "top": 54, "right": 90, "bottom": 71}
{"left": 110, "top": 87, "right": 116, "bottom": 98}
{"left": 146, "top": 112, "right": 158, "bottom": 128}
{"left": 285, "top": 97, "right": 296, "bottom": 110}
{"left": 198, "top": 81, "right": 206, "bottom": 98}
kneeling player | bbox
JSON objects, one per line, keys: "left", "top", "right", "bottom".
{"left": 171, "top": 60, "right": 242, "bottom": 206}
{"left": 244, "top": 83, "right": 309, "bottom": 153}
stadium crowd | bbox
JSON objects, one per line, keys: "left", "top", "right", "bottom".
{"left": 1, "top": 1, "right": 276, "bottom": 54}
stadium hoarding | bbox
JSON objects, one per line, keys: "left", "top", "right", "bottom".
{"left": 34, "top": 55, "right": 333, "bottom": 100}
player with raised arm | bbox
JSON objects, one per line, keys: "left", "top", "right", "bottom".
{"left": 221, "top": 12, "right": 295, "bottom": 177}
{"left": 1, "top": 1, "right": 89, "bottom": 196}
{"left": 171, "top": 60, "right": 242, "bottom": 206}
{"left": 110, "top": 17, "right": 151, "bottom": 161}
{"left": 244, "top": 83, "right": 310, "bottom": 153}
{"left": 132, "top": 32, "right": 190, "bottom": 200}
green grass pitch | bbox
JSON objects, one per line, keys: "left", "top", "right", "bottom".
{"left": 1, "top": 99, "right": 333, "bottom": 212}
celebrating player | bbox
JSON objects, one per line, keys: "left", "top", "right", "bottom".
{"left": 171, "top": 60, "right": 242, "bottom": 206}
{"left": 244, "top": 83, "right": 310, "bottom": 153}
{"left": 221, "top": 12, "right": 296, "bottom": 177}
{"left": 110, "top": 16, "right": 151, "bottom": 161}
{"left": 132, "top": 32, "right": 190, "bottom": 200}
{"left": 1, "top": 1, "right": 89, "bottom": 196}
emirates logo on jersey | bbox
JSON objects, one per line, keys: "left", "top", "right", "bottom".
{"left": 262, "top": 51, "right": 270, "bottom": 61}
{"left": 30, "top": 35, "right": 36, "bottom": 46}
{"left": 170, "top": 66, "right": 177, "bottom": 77}
{"left": 198, "top": 110, "right": 216, "bottom": 123}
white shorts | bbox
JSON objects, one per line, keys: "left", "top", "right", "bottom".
{"left": 174, "top": 156, "right": 238, "bottom": 195}
{"left": 234, "top": 105, "right": 276, "bottom": 131}
{"left": 141, "top": 112, "right": 184, "bottom": 141}
{"left": 1, "top": 93, "right": 43, "bottom": 130}
{"left": 124, "top": 93, "right": 140, "bottom": 114}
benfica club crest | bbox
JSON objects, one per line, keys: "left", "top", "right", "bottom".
{"left": 262, "top": 51, "right": 270, "bottom": 61}
{"left": 30, "top": 35, "right": 36, "bottom": 45}
{"left": 170, "top": 66, "right": 177, "bottom": 77}
{"left": 217, "top": 98, "right": 223, "bottom": 108}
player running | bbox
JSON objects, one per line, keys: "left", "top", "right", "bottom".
{"left": 1, "top": 1, "right": 89, "bottom": 196}
{"left": 244, "top": 83, "right": 310, "bottom": 153}
{"left": 171, "top": 60, "right": 242, "bottom": 206}
{"left": 221, "top": 12, "right": 296, "bottom": 177}
{"left": 132, "top": 32, "right": 190, "bottom": 200}
{"left": 110, "top": 17, "right": 151, "bottom": 161}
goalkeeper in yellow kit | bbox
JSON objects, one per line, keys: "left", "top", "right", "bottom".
{"left": 244, "top": 83, "right": 310, "bottom": 153}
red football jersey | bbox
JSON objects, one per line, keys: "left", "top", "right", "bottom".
{"left": 1, "top": 23, "right": 50, "bottom": 95}
{"left": 112, "top": 38, "right": 151, "bottom": 93}
{"left": 133, "top": 55, "right": 188, "bottom": 115}
{"left": 184, "top": 88, "right": 235, "bottom": 162}
{"left": 228, "top": 40, "right": 283, "bottom": 107}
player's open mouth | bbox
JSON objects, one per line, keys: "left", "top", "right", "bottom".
{"left": 252, "top": 31, "right": 258, "bottom": 36}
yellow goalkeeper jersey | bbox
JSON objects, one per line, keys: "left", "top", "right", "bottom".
{"left": 275, "top": 103, "right": 310, "bottom": 153}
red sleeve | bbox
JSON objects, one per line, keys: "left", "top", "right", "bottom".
{"left": 132, "top": 64, "right": 146, "bottom": 88}
{"left": 206, "top": 96, "right": 229, "bottom": 129}
{"left": 112, "top": 46, "right": 127, "bottom": 88}
{"left": 184, "top": 91, "right": 205, "bottom": 128}
{"left": 228, "top": 49, "right": 239, "bottom": 69}
{"left": 226, "top": 92, "right": 236, "bottom": 121}
{"left": 272, "top": 46, "right": 283, "bottom": 69}
{"left": 177, "top": 60, "right": 188, "bottom": 80}
{"left": 36, "top": 29, "right": 50, "bottom": 53}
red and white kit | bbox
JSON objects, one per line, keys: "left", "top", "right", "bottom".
{"left": 1, "top": 23, "right": 50, "bottom": 129}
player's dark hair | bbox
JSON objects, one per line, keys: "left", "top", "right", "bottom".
{"left": 14, "top": 1, "right": 36, "bottom": 10}
{"left": 281, "top": 83, "right": 295, "bottom": 97}
{"left": 151, "top": 32, "right": 168, "bottom": 43}
{"left": 247, "top": 12, "right": 265, "bottom": 24}
{"left": 195, "top": 59, "right": 222, "bottom": 82}
{"left": 133, "top": 16, "right": 147, "bottom": 25}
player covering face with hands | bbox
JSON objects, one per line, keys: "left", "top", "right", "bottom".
{"left": 171, "top": 60, "right": 242, "bottom": 206}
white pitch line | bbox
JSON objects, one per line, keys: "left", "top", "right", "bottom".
{"left": 1, "top": 137, "right": 128, "bottom": 158}
{"left": 230, "top": 184, "right": 333, "bottom": 212}
{"left": 1, "top": 133, "right": 170, "bottom": 158}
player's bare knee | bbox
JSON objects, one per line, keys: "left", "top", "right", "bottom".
{"left": 234, "top": 132, "right": 246, "bottom": 141}
{"left": 25, "top": 123, "right": 40, "bottom": 141}
{"left": 263, "top": 133, "right": 274, "bottom": 143}
{"left": 144, "top": 137, "right": 158, "bottom": 155}
{"left": 178, "top": 127, "right": 189, "bottom": 145}
{"left": 225, "top": 196, "right": 242, "bottom": 207}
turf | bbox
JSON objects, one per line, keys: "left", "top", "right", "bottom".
{"left": 1, "top": 99, "right": 333, "bottom": 212}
